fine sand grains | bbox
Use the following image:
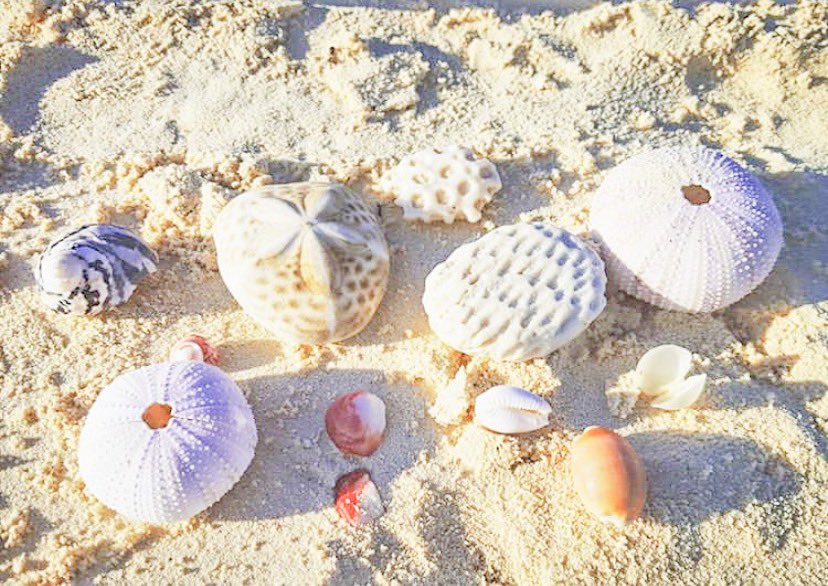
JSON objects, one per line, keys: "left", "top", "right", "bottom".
{"left": 1, "top": 0, "right": 827, "bottom": 584}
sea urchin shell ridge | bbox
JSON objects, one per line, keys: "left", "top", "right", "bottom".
{"left": 590, "top": 147, "right": 783, "bottom": 313}
{"left": 78, "top": 361, "right": 257, "bottom": 524}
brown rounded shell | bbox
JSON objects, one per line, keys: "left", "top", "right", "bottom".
{"left": 214, "top": 183, "right": 390, "bottom": 344}
{"left": 570, "top": 426, "right": 647, "bottom": 526}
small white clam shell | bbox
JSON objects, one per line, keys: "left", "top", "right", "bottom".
{"left": 474, "top": 385, "right": 552, "bottom": 434}
{"left": 635, "top": 344, "right": 692, "bottom": 396}
{"left": 650, "top": 374, "right": 707, "bottom": 410}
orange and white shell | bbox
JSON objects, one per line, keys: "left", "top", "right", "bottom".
{"left": 169, "top": 335, "right": 219, "bottom": 366}
{"left": 78, "top": 361, "right": 257, "bottom": 523}
{"left": 213, "top": 183, "right": 390, "bottom": 344}
{"left": 570, "top": 426, "right": 647, "bottom": 527}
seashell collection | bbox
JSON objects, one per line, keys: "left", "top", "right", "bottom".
{"left": 36, "top": 224, "right": 158, "bottom": 315}
{"left": 29, "top": 144, "right": 780, "bottom": 526}
{"left": 474, "top": 385, "right": 552, "bottom": 434}
{"left": 422, "top": 222, "right": 607, "bottom": 361}
{"left": 213, "top": 182, "right": 390, "bottom": 344}
{"left": 590, "top": 147, "right": 783, "bottom": 313}
{"left": 78, "top": 361, "right": 257, "bottom": 523}
{"left": 378, "top": 145, "right": 502, "bottom": 224}
{"left": 570, "top": 427, "right": 647, "bottom": 527}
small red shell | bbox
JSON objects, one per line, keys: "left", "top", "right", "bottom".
{"left": 169, "top": 335, "right": 220, "bottom": 366}
{"left": 334, "top": 469, "right": 384, "bottom": 527}
{"left": 570, "top": 426, "right": 647, "bottom": 527}
{"left": 325, "top": 391, "right": 386, "bottom": 457}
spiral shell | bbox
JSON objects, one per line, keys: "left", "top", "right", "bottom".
{"left": 78, "top": 361, "right": 257, "bottom": 523}
{"left": 213, "top": 183, "right": 390, "bottom": 344}
{"left": 36, "top": 224, "right": 158, "bottom": 315}
{"left": 423, "top": 223, "right": 607, "bottom": 361}
{"left": 590, "top": 147, "right": 783, "bottom": 313}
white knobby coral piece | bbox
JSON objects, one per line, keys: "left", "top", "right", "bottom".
{"left": 379, "top": 145, "right": 502, "bottom": 224}
{"left": 213, "top": 182, "right": 390, "bottom": 344}
{"left": 423, "top": 223, "right": 607, "bottom": 362}
{"left": 474, "top": 385, "right": 552, "bottom": 434}
{"left": 590, "top": 147, "right": 783, "bottom": 313}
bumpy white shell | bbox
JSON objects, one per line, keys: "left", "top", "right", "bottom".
{"left": 474, "top": 385, "right": 552, "bottom": 434}
{"left": 590, "top": 147, "right": 783, "bottom": 313}
{"left": 379, "top": 145, "right": 502, "bottom": 223}
{"left": 635, "top": 344, "right": 692, "bottom": 396}
{"left": 78, "top": 361, "right": 257, "bottom": 523}
{"left": 423, "top": 223, "right": 607, "bottom": 361}
{"left": 36, "top": 224, "right": 158, "bottom": 315}
{"left": 213, "top": 183, "right": 390, "bottom": 344}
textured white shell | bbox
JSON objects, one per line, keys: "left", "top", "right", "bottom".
{"left": 651, "top": 374, "right": 707, "bottom": 410}
{"left": 590, "top": 147, "right": 783, "bottom": 313}
{"left": 213, "top": 183, "right": 390, "bottom": 344}
{"left": 635, "top": 344, "right": 692, "bottom": 396}
{"left": 423, "top": 223, "right": 607, "bottom": 361}
{"left": 36, "top": 224, "right": 158, "bottom": 315}
{"left": 379, "top": 145, "right": 501, "bottom": 223}
{"left": 474, "top": 385, "right": 552, "bottom": 434}
{"left": 78, "top": 362, "right": 257, "bottom": 523}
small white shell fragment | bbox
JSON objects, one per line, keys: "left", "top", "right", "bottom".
{"left": 423, "top": 223, "right": 607, "bottom": 361}
{"left": 474, "top": 385, "right": 552, "bottom": 434}
{"left": 651, "top": 374, "right": 707, "bottom": 410}
{"left": 36, "top": 224, "right": 158, "bottom": 315}
{"left": 429, "top": 366, "right": 471, "bottom": 426}
{"left": 635, "top": 344, "right": 692, "bottom": 396}
{"left": 379, "top": 145, "right": 501, "bottom": 224}
{"left": 78, "top": 362, "right": 257, "bottom": 523}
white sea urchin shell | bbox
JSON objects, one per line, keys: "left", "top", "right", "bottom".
{"left": 474, "top": 385, "right": 552, "bottom": 434}
{"left": 78, "top": 361, "right": 257, "bottom": 523}
{"left": 36, "top": 224, "right": 158, "bottom": 315}
{"left": 213, "top": 183, "right": 390, "bottom": 344}
{"left": 590, "top": 147, "right": 783, "bottom": 313}
{"left": 378, "top": 145, "right": 502, "bottom": 223}
{"left": 422, "top": 223, "right": 607, "bottom": 361}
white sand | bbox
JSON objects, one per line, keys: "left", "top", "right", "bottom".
{"left": 0, "top": 0, "right": 826, "bottom": 583}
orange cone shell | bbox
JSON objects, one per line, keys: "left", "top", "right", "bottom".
{"left": 570, "top": 426, "right": 647, "bottom": 527}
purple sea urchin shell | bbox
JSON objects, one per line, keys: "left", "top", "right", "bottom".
{"left": 590, "top": 147, "right": 783, "bottom": 313}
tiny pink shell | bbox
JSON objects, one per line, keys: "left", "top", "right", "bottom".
{"left": 334, "top": 469, "right": 384, "bottom": 527}
{"left": 325, "top": 391, "right": 386, "bottom": 457}
{"left": 169, "top": 335, "right": 220, "bottom": 366}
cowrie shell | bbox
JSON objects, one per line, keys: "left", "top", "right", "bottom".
{"left": 474, "top": 385, "right": 552, "bottom": 434}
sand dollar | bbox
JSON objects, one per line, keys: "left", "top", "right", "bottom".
{"left": 213, "top": 182, "right": 390, "bottom": 344}
{"left": 422, "top": 223, "right": 606, "bottom": 362}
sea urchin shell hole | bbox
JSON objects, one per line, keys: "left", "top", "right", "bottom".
{"left": 142, "top": 403, "right": 173, "bottom": 429}
{"left": 682, "top": 185, "right": 711, "bottom": 205}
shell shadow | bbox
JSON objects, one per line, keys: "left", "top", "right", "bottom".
{"left": 628, "top": 432, "right": 801, "bottom": 527}
{"left": 325, "top": 483, "right": 485, "bottom": 584}
{"left": 208, "top": 368, "right": 438, "bottom": 521}
{"left": 0, "top": 45, "right": 98, "bottom": 134}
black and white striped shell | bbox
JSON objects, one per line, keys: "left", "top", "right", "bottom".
{"left": 36, "top": 224, "right": 158, "bottom": 316}
{"left": 213, "top": 183, "right": 390, "bottom": 344}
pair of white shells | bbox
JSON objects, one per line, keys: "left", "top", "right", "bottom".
{"left": 423, "top": 222, "right": 607, "bottom": 362}
{"left": 591, "top": 147, "right": 783, "bottom": 313}
{"left": 474, "top": 385, "right": 552, "bottom": 434}
{"left": 636, "top": 345, "right": 706, "bottom": 410}
{"left": 78, "top": 361, "right": 257, "bottom": 524}
{"left": 378, "top": 145, "right": 502, "bottom": 224}
{"left": 213, "top": 182, "right": 390, "bottom": 344}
